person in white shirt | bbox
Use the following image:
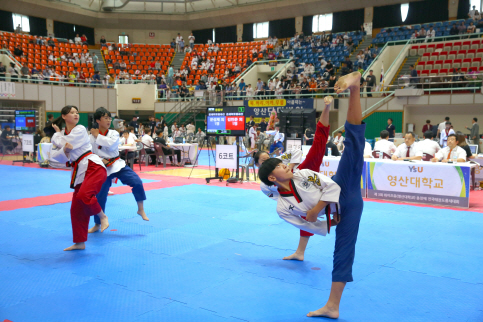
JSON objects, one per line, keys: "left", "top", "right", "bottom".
{"left": 259, "top": 73, "right": 366, "bottom": 319}
{"left": 437, "top": 117, "right": 449, "bottom": 138}
{"left": 188, "top": 33, "right": 195, "bottom": 49}
{"left": 249, "top": 123, "right": 257, "bottom": 149}
{"left": 425, "top": 26, "right": 436, "bottom": 43}
{"left": 432, "top": 134, "right": 467, "bottom": 163}
{"left": 140, "top": 128, "right": 157, "bottom": 164}
{"left": 333, "top": 131, "right": 344, "bottom": 150}
{"left": 175, "top": 33, "right": 183, "bottom": 53}
{"left": 186, "top": 122, "right": 195, "bottom": 135}
{"left": 74, "top": 34, "right": 81, "bottom": 45}
{"left": 172, "top": 126, "right": 181, "bottom": 139}
{"left": 49, "top": 106, "right": 108, "bottom": 251}
{"left": 246, "top": 84, "right": 255, "bottom": 98}
{"left": 373, "top": 130, "right": 396, "bottom": 157}
{"left": 440, "top": 121, "right": 455, "bottom": 148}
{"left": 391, "top": 132, "right": 423, "bottom": 161}
{"left": 87, "top": 108, "right": 148, "bottom": 234}
{"left": 417, "top": 131, "right": 441, "bottom": 158}
{"left": 267, "top": 124, "right": 285, "bottom": 153}
{"left": 171, "top": 122, "right": 178, "bottom": 134}
{"left": 363, "top": 141, "right": 373, "bottom": 158}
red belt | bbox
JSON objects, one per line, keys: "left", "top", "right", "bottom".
{"left": 67, "top": 151, "right": 92, "bottom": 189}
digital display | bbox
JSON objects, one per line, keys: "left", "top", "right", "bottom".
{"left": 15, "top": 110, "right": 36, "bottom": 131}
{"left": 206, "top": 106, "right": 246, "bottom": 136}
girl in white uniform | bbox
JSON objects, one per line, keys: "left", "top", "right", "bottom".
{"left": 50, "top": 105, "right": 109, "bottom": 251}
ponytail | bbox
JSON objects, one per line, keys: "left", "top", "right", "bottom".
{"left": 52, "top": 105, "right": 79, "bottom": 129}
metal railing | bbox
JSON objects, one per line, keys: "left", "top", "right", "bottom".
{"left": 269, "top": 58, "right": 294, "bottom": 81}
{"left": 231, "top": 59, "right": 291, "bottom": 85}
{"left": 332, "top": 91, "right": 396, "bottom": 137}
{"left": 0, "top": 49, "right": 23, "bottom": 68}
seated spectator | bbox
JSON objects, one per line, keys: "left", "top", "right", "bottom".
{"left": 431, "top": 134, "right": 467, "bottom": 162}
{"left": 391, "top": 132, "right": 422, "bottom": 161}
{"left": 0, "top": 125, "right": 18, "bottom": 154}
{"left": 425, "top": 26, "right": 435, "bottom": 43}
{"left": 0, "top": 62, "right": 5, "bottom": 80}
{"left": 458, "top": 21, "right": 467, "bottom": 34}
{"left": 170, "top": 38, "right": 176, "bottom": 49}
{"left": 363, "top": 141, "right": 373, "bottom": 158}
{"left": 81, "top": 34, "right": 88, "bottom": 45}
{"left": 333, "top": 131, "right": 344, "bottom": 150}
{"left": 74, "top": 34, "right": 82, "bottom": 45}
{"left": 325, "top": 137, "right": 340, "bottom": 156}
{"left": 153, "top": 130, "right": 181, "bottom": 165}
{"left": 13, "top": 46, "right": 23, "bottom": 57}
{"left": 467, "top": 22, "right": 476, "bottom": 34}
{"left": 456, "top": 132, "right": 474, "bottom": 160}
{"left": 374, "top": 130, "right": 396, "bottom": 156}
{"left": 100, "top": 35, "right": 107, "bottom": 46}
{"left": 449, "top": 23, "right": 459, "bottom": 36}
{"left": 47, "top": 38, "right": 55, "bottom": 47}
{"left": 418, "top": 131, "right": 441, "bottom": 158}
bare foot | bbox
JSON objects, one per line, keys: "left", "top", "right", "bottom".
{"left": 324, "top": 95, "right": 333, "bottom": 106}
{"left": 283, "top": 252, "right": 304, "bottom": 261}
{"left": 307, "top": 305, "right": 339, "bottom": 319}
{"left": 88, "top": 224, "right": 100, "bottom": 233}
{"left": 137, "top": 210, "right": 150, "bottom": 221}
{"left": 334, "top": 71, "right": 361, "bottom": 94}
{"left": 100, "top": 216, "right": 109, "bottom": 232}
{"left": 64, "top": 242, "right": 85, "bottom": 251}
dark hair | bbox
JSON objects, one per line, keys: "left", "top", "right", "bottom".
{"left": 455, "top": 132, "right": 467, "bottom": 146}
{"left": 337, "top": 131, "right": 343, "bottom": 134}
{"left": 53, "top": 105, "right": 79, "bottom": 129}
{"left": 445, "top": 121, "right": 451, "bottom": 125}
{"left": 254, "top": 150, "right": 268, "bottom": 165}
{"left": 258, "top": 158, "right": 283, "bottom": 186}
{"left": 447, "top": 134, "right": 457, "bottom": 141}
{"left": 94, "top": 107, "right": 111, "bottom": 121}
{"left": 122, "top": 130, "right": 129, "bottom": 135}
{"left": 445, "top": 116, "right": 450, "bottom": 121}
{"left": 380, "top": 130, "right": 389, "bottom": 139}
{"left": 47, "top": 114, "right": 53, "bottom": 119}
{"left": 388, "top": 118, "right": 393, "bottom": 122}
{"left": 474, "top": 117, "right": 478, "bottom": 122}
{"left": 423, "top": 130, "right": 434, "bottom": 139}
{"left": 405, "top": 132, "right": 415, "bottom": 138}
{"left": 426, "top": 119, "right": 430, "bottom": 124}
{"left": 4, "top": 125, "right": 10, "bottom": 130}
{"left": 156, "top": 129, "right": 163, "bottom": 136}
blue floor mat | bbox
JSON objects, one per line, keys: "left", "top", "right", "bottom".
{"left": 1, "top": 183, "right": 483, "bottom": 321}
{"left": 0, "top": 165, "right": 157, "bottom": 201}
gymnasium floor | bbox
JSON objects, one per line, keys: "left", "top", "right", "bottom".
{"left": 1, "top": 151, "right": 482, "bottom": 322}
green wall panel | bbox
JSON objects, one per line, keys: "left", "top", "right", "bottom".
{"left": 362, "top": 111, "right": 403, "bottom": 139}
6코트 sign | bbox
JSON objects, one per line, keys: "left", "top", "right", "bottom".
{"left": 367, "top": 161, "right": 470, "bottom": 208}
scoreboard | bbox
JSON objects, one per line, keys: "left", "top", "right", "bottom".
{"left": 206, "top": 106, "right": 246, "bottom": 136}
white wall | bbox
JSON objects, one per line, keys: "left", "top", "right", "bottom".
{"left": 116, "top": 83, "right": 156, "bottom": 111}
{"left": 364, "top": 45, "right": 406, "bottom": 89}
{"left": 0, "top": 83, "right": 117, "bottom": 113}
{"left": 95, "top": 29, "right": 191, "bottom": 45}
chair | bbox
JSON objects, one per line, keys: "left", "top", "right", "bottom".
{"left": 239, "top": 151, "right": 256, "bottom": 182}
{"left": 372, "top": 150, "right": 391, "bottom": 159}
{"left": 140, "top": 142, "right": 158, "bottom": 167}
{"left": 154, "top": 142, "right": 175, "bottom": 168}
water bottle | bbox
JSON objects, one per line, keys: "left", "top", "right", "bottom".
{"left": 328, "top": 148, "right": 332, "bottom": 156}
{"left": 183, "top": 137, "right": 185, "bottom": 144}
{"left": 379, "top": 152, "right": 383, "bottom": 159}
{"left": 452, "top": 150, "right": 457, "bottom": 163}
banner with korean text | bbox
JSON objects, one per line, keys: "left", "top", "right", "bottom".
{"left": 318, "top": 157, "right": 367, "bottom": 198}
{"left": 0, "top": 82, "right": 15, "bottom": 97}
{"left": 367, "top": 161, "right": 470, "bottom": 208}
{"left": 244, "top": 99, "right": 314, "bottom": 120}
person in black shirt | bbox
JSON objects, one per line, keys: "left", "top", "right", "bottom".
{"left": 328, "top": 75, "right": 337, "bottom": 94}
{"left": 456, "top": 132, "right": 473, "bottom": 160}
{"left": 325, "top": 138, "right": 340, "bottom": 156}
{"left": 247, "top": 115, "right": 255, "bottom": 128}
{"left": 1, "top": 126, "right": 18, "bottom": 154}
{"left": 325, "top": 60, "right": 334, "bottom": 75}
{"left": 129, "top": 116, "right": 139, "bottom": 134}
{"left": 153, "top": 130, "right": 182, "bottom": 165}
{"left": 259, "top": 117, "right": 268, "bottom": 132}
{"left": 340, "top": 62, "right": 350, "bottom": 76}
{"left": 148, "top": 116, "right": 156, "bottom": 134}
{"left": 300, "top": 77, "right": 309, "bottom": 95}
{"left": 0, "top": 62, "right": 5, "bottom": 81}
{"left": 44, "top": 114, "right": 55, "bottom": 138}
{"left": 13, "top": 46, "right": 23, "bottom": 57}
{"left": 449, "top": 24, "right": 459, "bottom": 36}
{"left": 386, "top": 118, "right": 396, "bottom": 138}
{"left": 365, "top": 70, "right": 377, "bottom": 97}
{"left": 344, "top": 56, "right": 353, "bottom": 71}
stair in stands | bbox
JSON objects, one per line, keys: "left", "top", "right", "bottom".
{"left": 390, "top": 54, "right": 420, "bottom": 86}
{"left": 169, "top": 52, "right": 187, "bottom": 72}
{"left": 337, "top": 35, "right": 373, "bottom": 76}
{"left": 89, "top": 48, "right": 108, "bottom": 77}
